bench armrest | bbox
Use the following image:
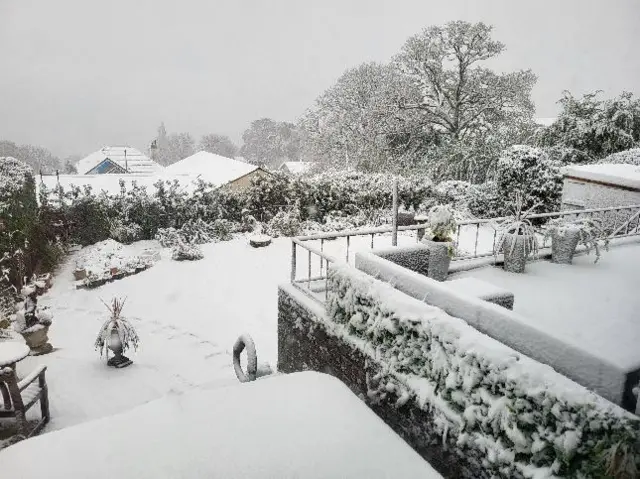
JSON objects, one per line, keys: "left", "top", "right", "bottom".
{"left": 18, "top": 365, "right": 47, "bottom": 392}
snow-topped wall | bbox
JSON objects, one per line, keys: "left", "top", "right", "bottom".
{"left": 354, "top": 251, "right": 630, "bottom": 406}
{"left": 561, "top": 163, "right": 640, "bottom": 210}
{"left": 278, "top": 267, "right": 640, "bottom": 479}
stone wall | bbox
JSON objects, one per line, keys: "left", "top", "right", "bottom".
{"left": 277, "top": 284, "right": 486, "bottom": 479}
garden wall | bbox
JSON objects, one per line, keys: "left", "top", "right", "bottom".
{"left": 354, "top": 251, "right": 630, "bottom": 407}
{"left": 278, "top": 268, "right": 640, "bottom": 478}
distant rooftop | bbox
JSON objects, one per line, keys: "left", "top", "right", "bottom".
{"left": 280, "top": 161, "right": 316, "bottom": 175}
{"left": 164, "top": 151, "right": 260, "bottom": 188}
{"left": 535, "top": 117, "right": 557, "bottom": 126}
{"left": 77, "top": 146, "right": 163, "bottom": 175}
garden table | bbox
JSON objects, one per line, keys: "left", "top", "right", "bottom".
{"left": 0, "top": 340, "right": 30, "bottom": 370}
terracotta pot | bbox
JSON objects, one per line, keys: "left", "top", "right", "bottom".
{"left": 551, "top": 229, "right": 581, "bottom": 264}
{"left": 420, "top": 239, "right": 452, "bottom": 281}
{"left": 73, "top": 268, "right": 87, "bottom": 281}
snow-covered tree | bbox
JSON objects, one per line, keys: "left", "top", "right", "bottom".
{"left": 535, "top": 91, "right": 640, "bottom": 163}
{"left": 396, "top": 21, "right": 536, "bottom": 142}
{"left": 300, "top": 62, "right": 431, "bottom": 171}
{"left": 0, "top": 140, "right": 61, "bottom": 174}
{"left": 165, "top": 132, "right": 195, "bottom": 165}
{"left": 199, "top": 134, "right": 238, "bottom": 158}
{"left": 240, "top": 119, "right": 302, "bottom": 167}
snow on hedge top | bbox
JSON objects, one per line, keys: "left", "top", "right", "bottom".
{"left": 77, "top": 146, "right": 163, "bottom": 175}
{"left": 562, "top": 163, "right": 640, "bottom": 190}
{"left": 0, "top": 372, "right": 442, "bottom": 479}
{"left": 164, "top": 151, "right": 259, "bottom": 187}
{"left": 0, "top": 156, "right": 33, "bottom": 198}
{"left": 601, "top": 147, "right": 640, "bottom": 166}
{"left": 281, "top": 161, "right": 316, "bottom": 175}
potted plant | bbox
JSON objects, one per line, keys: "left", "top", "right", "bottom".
{"left": 15, "top": 285, "right": 53, "bottom": 355}
{"left": 95, "top": 297, "right": 139, "bottom": 368}
{"left": 492, "top": 193, "right": 539, "bottom": 273}
{"left": 420, "top": 205, "right": 457, "bottom": 281}
{"left": 544, "top": 217, "right": 609, "bottom": 264}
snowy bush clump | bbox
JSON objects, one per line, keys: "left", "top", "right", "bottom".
{"left": 155, "top": 219, "right": 235, "bottom": 247}
{"left": 600, "top": 148, "right": 640, "bottom": 166}
{"left": 109, "top": 219, "right": 143, "bottom": 245}
{"left": 469, "top": 146, "right": 562, "bottom": 219}
{"left": 325, "top": 265, "right": 640, "bottom": 478}
{"left": 171, "top": 240, "right": 204, "bottom": 261}
{"left": 265, "top": 209, "right": 302, "bottom": 237}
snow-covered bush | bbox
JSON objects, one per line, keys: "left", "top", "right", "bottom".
{"left": 155, "top": 227, "right": 182, "bottom": 248}
{"left": 109, "top": 219, "right": 143, "bottom": 245}
{"left": 156, "top": 219, "right": 235, "bottom": 247}
{"left": 434, "top": 180, "right": 472, "bottom": 204}
{"left": 468, "top": 146, "right": 562, "bottom": 219}
{"left": 600, "top": 148, "right": 640, "bottom": 166}
{"left": 266, "top": 209, "right": 302, "bottom": 238}
{"left": 171, "top": 240, "right": 204, "bottom": 261}
{"left": 424, "top": 205, "right": 457, "bottom": 242}
{"left": 326, "top": 265, "right": 640, "bottom": 478}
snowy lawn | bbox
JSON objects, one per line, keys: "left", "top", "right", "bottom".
{"left": 0, "top": 372, "right": 442, "bottom": 479}
{"left": 450, "top": 240, "right": 640, "bottom": 371}
{"left": 3, "top": 226, "right": 495, "bottom": 441}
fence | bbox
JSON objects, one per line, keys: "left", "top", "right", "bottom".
{"left": 290, "top": 203, "right": 640, "bottom": 303}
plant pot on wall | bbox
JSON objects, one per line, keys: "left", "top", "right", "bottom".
{"left": 501, "top": 233, "right": 534, "bottom": 273}
{"left": 421, "top": 239, "right": 452, "bottom": 281}
{"left": 550, "top": 228, "right": 581, "bottom": 264}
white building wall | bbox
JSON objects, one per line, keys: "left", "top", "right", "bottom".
{"left": 562, "top": 178, "right": 640, "bottom": 210}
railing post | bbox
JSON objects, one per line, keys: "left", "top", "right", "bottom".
{"left": 392, "top": 179, "right": 398, "bottom": 247}
{"left": 290, "top": 241, "right": 297, "bottom": 283}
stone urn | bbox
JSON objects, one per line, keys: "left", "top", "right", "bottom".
{"left": 550, "top": 228, "right": 581, "bottom": 264}
{"left": 501, "top": 233, "right": 534, "bottom": 273}
{"left": 21, "top": 324, "right": 53, "bottom": 356}
{"left": 420, "top": 239, "right": 452, "bottom": 281}
{"left": 106, "top": 327, "right": 132, "bottom": 368}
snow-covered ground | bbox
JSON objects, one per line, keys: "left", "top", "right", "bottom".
{"left": 7, "top": 230, "right": 455, "bottom": 437}
{"left": 450, "top": 240, "right": 640, "bottom": 371}
{"left": 1, "top": 372, "right": 442, "bottom": 479}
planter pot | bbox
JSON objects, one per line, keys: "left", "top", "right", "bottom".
{"left": 501, "top": 233, "right": 534, "bottom": 273}
{"left": 420, "top": 239, "right": 452, "bottom": 281}
{"left": 21, "top": 324, "right": 53, "bottom": 356}
{"left": 106, "top": 328, "right": 132, "bottom": 368}
{"left": 551, "top": 229, "right": 581, "bottom": 264}
{"left": 249, "top": 234, "right": 272, "bottom": 248}
{"left": 73, "top": 268, "right": 87, "bottom": 281}
{"left": 110, "top": 267, "right": 119, "bottom": 276}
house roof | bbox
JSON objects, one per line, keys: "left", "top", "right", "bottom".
{"left": 535, "top": 117, "right": 556, "bottom": 127}
{"left": 77, "top": 146, "right": 163, "bottom": 175}
{"left": 280, "top": 161, "right": 316, "bottom": 175}
{"left": 562, "top": 163, "right": 640, "bottom": 191}
{"left": 164, "top": 151, "right": 261, "bottom": 188}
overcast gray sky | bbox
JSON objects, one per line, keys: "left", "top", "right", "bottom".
{"left": 1, "top": 0, "right": 639, "bottom": 158}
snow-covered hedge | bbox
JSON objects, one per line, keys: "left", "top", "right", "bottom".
{"left": 326, "top": 265, "right": 640, "bottom": 478}
{"left": 601, "top": 148, "right": 640, "bottom": 166}
{"left": 171, "top": 241, "right": 204, "bottom": 261}
{"left": 155, "top": 219, "right": 233, "bottom": 247}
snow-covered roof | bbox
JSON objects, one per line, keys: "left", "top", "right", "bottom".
{"left": 535, "top": 117, "right": 556, "bottom": 126}
{"left": 280, "top": 161, "right": 316, "bottom": 175}
{"left": 164, "top": 151, "right": 260, "bottom": 188}
{"left": 0, "top": 372, "right": 441, "bottom": 479}
{"left": 77, "top": 146, "right": 164, "bottom": 175}
{"left": 562, "top": 163, "right": 640, "bottom": 191}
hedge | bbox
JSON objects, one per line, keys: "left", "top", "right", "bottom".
{"left": 326, "top": 265, "right": 640, "bottom": 478}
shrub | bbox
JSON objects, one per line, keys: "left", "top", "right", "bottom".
{"left": 600, "top": 148, "right": 640, "bottom": 166}
{"left": 266, "top": 209, "right": 302, "bottom": 237}
{"left": 110, "top": 220, "right": 144, "bottom": 245}
{"left": 171, "top": 240, "right": 204, "bottom": 261}
{"left": 326, "top": 265, "right": 640, "bottom": 478}
{"left": 467, "top": 182, "right": 505, "bottom": 218}
{"left": 495, "top": 145, "right": 563, "bottom": 214}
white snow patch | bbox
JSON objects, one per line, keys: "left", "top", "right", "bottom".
{"left": 0, "top": 372, "right": 442, "bottom": 479}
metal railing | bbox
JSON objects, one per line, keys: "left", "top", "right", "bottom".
{"left": 290, "top": 203, "right": 640, "bottom": 302}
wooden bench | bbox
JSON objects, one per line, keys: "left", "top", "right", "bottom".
{"left": 443, "top": 277, "right": 515, "bottom": 310}
{"left": 0, "top": 365, "right": 50, "bottom": 441}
